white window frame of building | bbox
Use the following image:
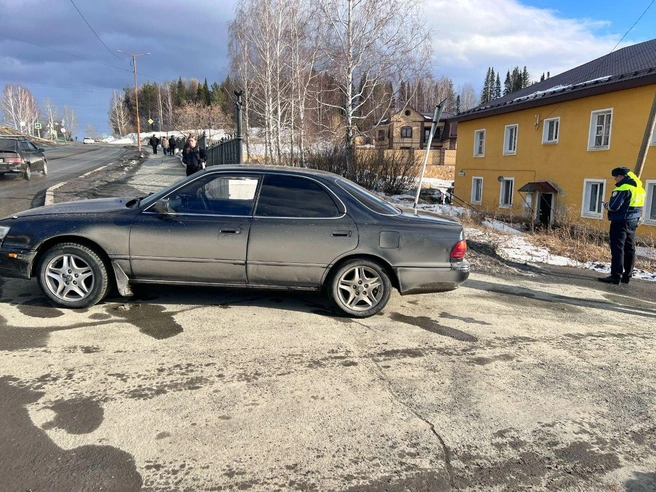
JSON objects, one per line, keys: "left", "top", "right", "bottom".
{"left": 471, "top": 177, "right": 483, "bottom": 204}
{"left": 542, "top": 117, "right": 560, "bottom": 144}
{"left": 474, "top": 129, "right": 485, "bottom": 157}
{"left": 644, "top": 180, "right": 656, "bottom": 225}
{"left": 581, "top": 179, "right": 607, "bottom": 219}
{"left": 588, "top": 108, "right": 613, "bottom": 150}
{"left": 499, "top": 177, "right": 514, "bottom": 207}
{"left": 503, "top": 124, "right": 518, "bottom": 155}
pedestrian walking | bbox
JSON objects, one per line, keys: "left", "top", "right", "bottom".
{"left": 182, "top": 135, "right": 206, "bottom": 177}
{"left": 598, "top": 166, "right": 646, "bottom": 285}
{"left": 161, "top": 135, "right": 169, "bottom": 156}
{"left": 168, "top": 135, "right": 177, "bottom": 156}
{"left": 148, "top": 134, "right": 159, "bottom": 155}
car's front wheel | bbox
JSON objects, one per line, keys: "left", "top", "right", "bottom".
{"left": 37, "top": 243, "right": 109, "bottom": 308}
{"left": 24, "top": 164, "right": 31, "bottom": 181}
{"left": 329, "top": 259, "right": 392, "bottom": 318}
{"left": 42, "top": 160, "right": 48, "bottom": 176}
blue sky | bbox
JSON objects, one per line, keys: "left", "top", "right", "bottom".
{"left": 0, "top": 0, "right": 654, "bottom": 139}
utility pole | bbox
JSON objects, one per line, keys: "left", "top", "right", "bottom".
{"left": 118, "top": 50, "right": 150, "bottom": 152}
{"left": 634, "top": 90, "right": 656, "bottom": 178}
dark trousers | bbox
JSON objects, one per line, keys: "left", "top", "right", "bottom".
{"left": 151, "top": 145, "right": 158, "bottom": 154}
{"left": 609, "top": 219, "right": 639, "bottom": 279}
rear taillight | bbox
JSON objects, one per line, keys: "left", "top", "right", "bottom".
{"left": 5, "top": 157, "right": 22, "bottom": 163}
{"left": 450, "top": 240, "right": 467, "bottom": 260}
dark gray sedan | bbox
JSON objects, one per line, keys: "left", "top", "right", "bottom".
{"left": 0, "top": 165, "right": 469, "bottom": 317}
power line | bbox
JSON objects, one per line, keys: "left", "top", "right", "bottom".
{"left": 0, "top": 33, "right": 158, "bottom": 80}
{"left": 611, "top": 0, "right": 656, "bottom": 52}
{"left": 69, "top": 0, "right": 122, "bottom": 60}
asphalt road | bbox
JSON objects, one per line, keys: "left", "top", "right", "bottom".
{"left": 0, "top": 143, "right": 131, "bottom": 217}
{"left": 0, "top": 156, "right": 654, "bottom": 491}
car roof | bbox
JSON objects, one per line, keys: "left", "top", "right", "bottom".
{"left": 206, "top": 164, "right": 342, "bottom": 180}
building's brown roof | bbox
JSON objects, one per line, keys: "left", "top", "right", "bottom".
{"left": 450, "top": 38, "right": 656, "bottom": 122}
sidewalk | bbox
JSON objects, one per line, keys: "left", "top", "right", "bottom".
{"left": 44, "top": 150, "right": 186, "bottom": 205}
{"left": 126, "top": 152, "right": 186, "bottom": 196}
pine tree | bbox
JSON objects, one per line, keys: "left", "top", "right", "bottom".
{"left": 494, "top": 74, "right": 501, "bottom": 99}
{"left": 504, "top": 71, "right": 511, "bottom": 96}
{"left": 522, "top": 66, "right": 530, "bottom": 88}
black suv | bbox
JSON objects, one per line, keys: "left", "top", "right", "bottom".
{"left": 0, "top": 136, "right": 48, "bottom": 180}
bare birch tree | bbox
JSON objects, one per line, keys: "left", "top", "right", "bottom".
{"left": 62, "top": 105, "right": 78, "bottom": 140}
{"left": 109, "top": 90, "right": 130, "bottom": 136}
{"left": 316, "top": 0, "right": 432, "bottom": 177}
{"left": 1, "top": 84, "right": 39, "bottom": 135}
{"left": 229, "top": 2, "right": 254, "bottom": 160}
{"left": 457, "top": 83, "right": 478, "bottom": 112}
{"left": 41, "top": 98, "right": 60, "bottom": 141}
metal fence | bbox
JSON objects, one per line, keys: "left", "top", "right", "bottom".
{"left": 200, "top": 134, "right": 242, "bottom": 166}
{"left": 199, "top": 91, "right": 244, "bottom": 167}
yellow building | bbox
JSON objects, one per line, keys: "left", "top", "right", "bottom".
{"left": 450, "top": 39, "right": 656, "bottom": 231}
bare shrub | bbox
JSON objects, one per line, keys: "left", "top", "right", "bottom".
{"left": 305, "top": 145, "right": 419, "bottom": 194}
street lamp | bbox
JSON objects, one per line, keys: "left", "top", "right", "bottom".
{"left": 118, "top": 50, "right": 150, "bottom": 152}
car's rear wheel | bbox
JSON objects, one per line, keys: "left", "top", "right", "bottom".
{"left": 37, "top": 243, "right": 109, "bottom": 308}
{"left": 42, "top": 160, "right": 48, "bottom": 175}
{"left": 329, "top": 259, "right": 392, "bottom": 318}
{"left": 24, "top": 164, "right": 31, "bottom": 181}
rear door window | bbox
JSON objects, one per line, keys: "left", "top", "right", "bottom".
{"left": 255, "top": 174, "right": 341, "bottom": 217}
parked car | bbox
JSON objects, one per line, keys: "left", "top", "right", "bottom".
{"left": 82, "top": 137, "right": 95, "bottom": 144}
{"left": 0, "top": 166, "right": 469, "bottom": 317}
{"left": 0, "top": 135, "right": 48, "bottom": 180}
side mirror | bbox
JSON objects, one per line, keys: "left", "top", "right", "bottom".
{"left": 38, "top": 148, "right": 45, "bottom": 153}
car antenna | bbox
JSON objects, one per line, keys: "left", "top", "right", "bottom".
{"left": 413, "top": 99, "right": 447, "bottom": 216}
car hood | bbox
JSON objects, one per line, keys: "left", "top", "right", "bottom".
{"left": 5, "top": 197, "right": 131, "bottom": 219}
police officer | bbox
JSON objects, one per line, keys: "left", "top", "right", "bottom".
{"left": 598, "top": 166, "right": 646, "bottom": 284}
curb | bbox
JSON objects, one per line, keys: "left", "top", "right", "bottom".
{"left": 44, "top": 163, "right": 112, "bottom": 206}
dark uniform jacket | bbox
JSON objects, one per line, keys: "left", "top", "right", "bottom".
{"left": 606, "top": 174, "right": 642, "bottom": 222}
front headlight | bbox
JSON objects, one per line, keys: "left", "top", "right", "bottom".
{"left": 0, "top": 225, "right": 11, "bottom": 243}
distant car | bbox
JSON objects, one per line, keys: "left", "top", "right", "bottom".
{"left": 83, "top": 137, "right": 95, "bottom": 144}
{"left": 0, "top": 135, "right": 47, "bottom": 180}
{"left": 0, "top": 165, "right": 470, "bottom": 317}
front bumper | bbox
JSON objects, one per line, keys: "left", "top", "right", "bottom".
{"left": 0, "top": 248, "right": 36, "bottom": 279}
{"left": 396, "top": 261, "right": 470, "bottom": 295}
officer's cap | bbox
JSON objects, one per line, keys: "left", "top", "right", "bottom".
{"left": 611, "top": 166, "right": 631, "bottom": 177}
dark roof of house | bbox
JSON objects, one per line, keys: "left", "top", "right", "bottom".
{"left": 378, "top": 107, "right": 454, "bottom": 126}
{"left": 451, "top": 38, "right": 656, "bottom": 122}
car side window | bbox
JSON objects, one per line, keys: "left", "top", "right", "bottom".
{"left": 20, "top": 141, "right": 31, "bottom": 151}
{"left": 255, "top": 174, "right": 340, "bottom": 218}
{"left": 166, "top": 175, "right": 259, "bottom": 216}
{"left": 27, "top": 142, "right": 39, "bottom": 152}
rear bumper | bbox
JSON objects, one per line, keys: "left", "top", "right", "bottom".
{"left": 0, "top": 164, "right": 25, "bottom": 174}
{"left": 0, "top": 247, "right": 35, "bottom": 279}
{"left": 396, "top": 261, "right": 470, "bottom": 294}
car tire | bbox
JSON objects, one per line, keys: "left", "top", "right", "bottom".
{"left": 24, "top": 164, "right": 31, "bottom": 181}
{"left": 329, "top": 259, "right": 392, "bottom": 318}
{"left": 42, "top": 160, "right": 48, "bottom": 176}
{"left": 37, "top": 242, "right": 110, "bottom": 308}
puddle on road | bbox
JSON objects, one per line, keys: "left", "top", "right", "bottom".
{"left": 107, "top": 304, "right": 183, "bottom": 340}
{"left": 0, "top": 377, "right": 142, "bottom": 491}
{"left": 43, "top": 397, "right": 105, "bottom": 434}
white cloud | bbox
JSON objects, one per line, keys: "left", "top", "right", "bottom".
{"left": 425, "top": 0, "right": 624, "bottom": 87}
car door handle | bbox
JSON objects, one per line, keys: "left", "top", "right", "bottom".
{"left": 331, "top": 230, "right": 352, "bottom": 237}
{"left": 220, "top": 229, "right": 241, "bottom": 234}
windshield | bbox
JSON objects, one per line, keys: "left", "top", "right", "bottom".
{"left": 336, "top": 179, "right": 401, "bottom": 216}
